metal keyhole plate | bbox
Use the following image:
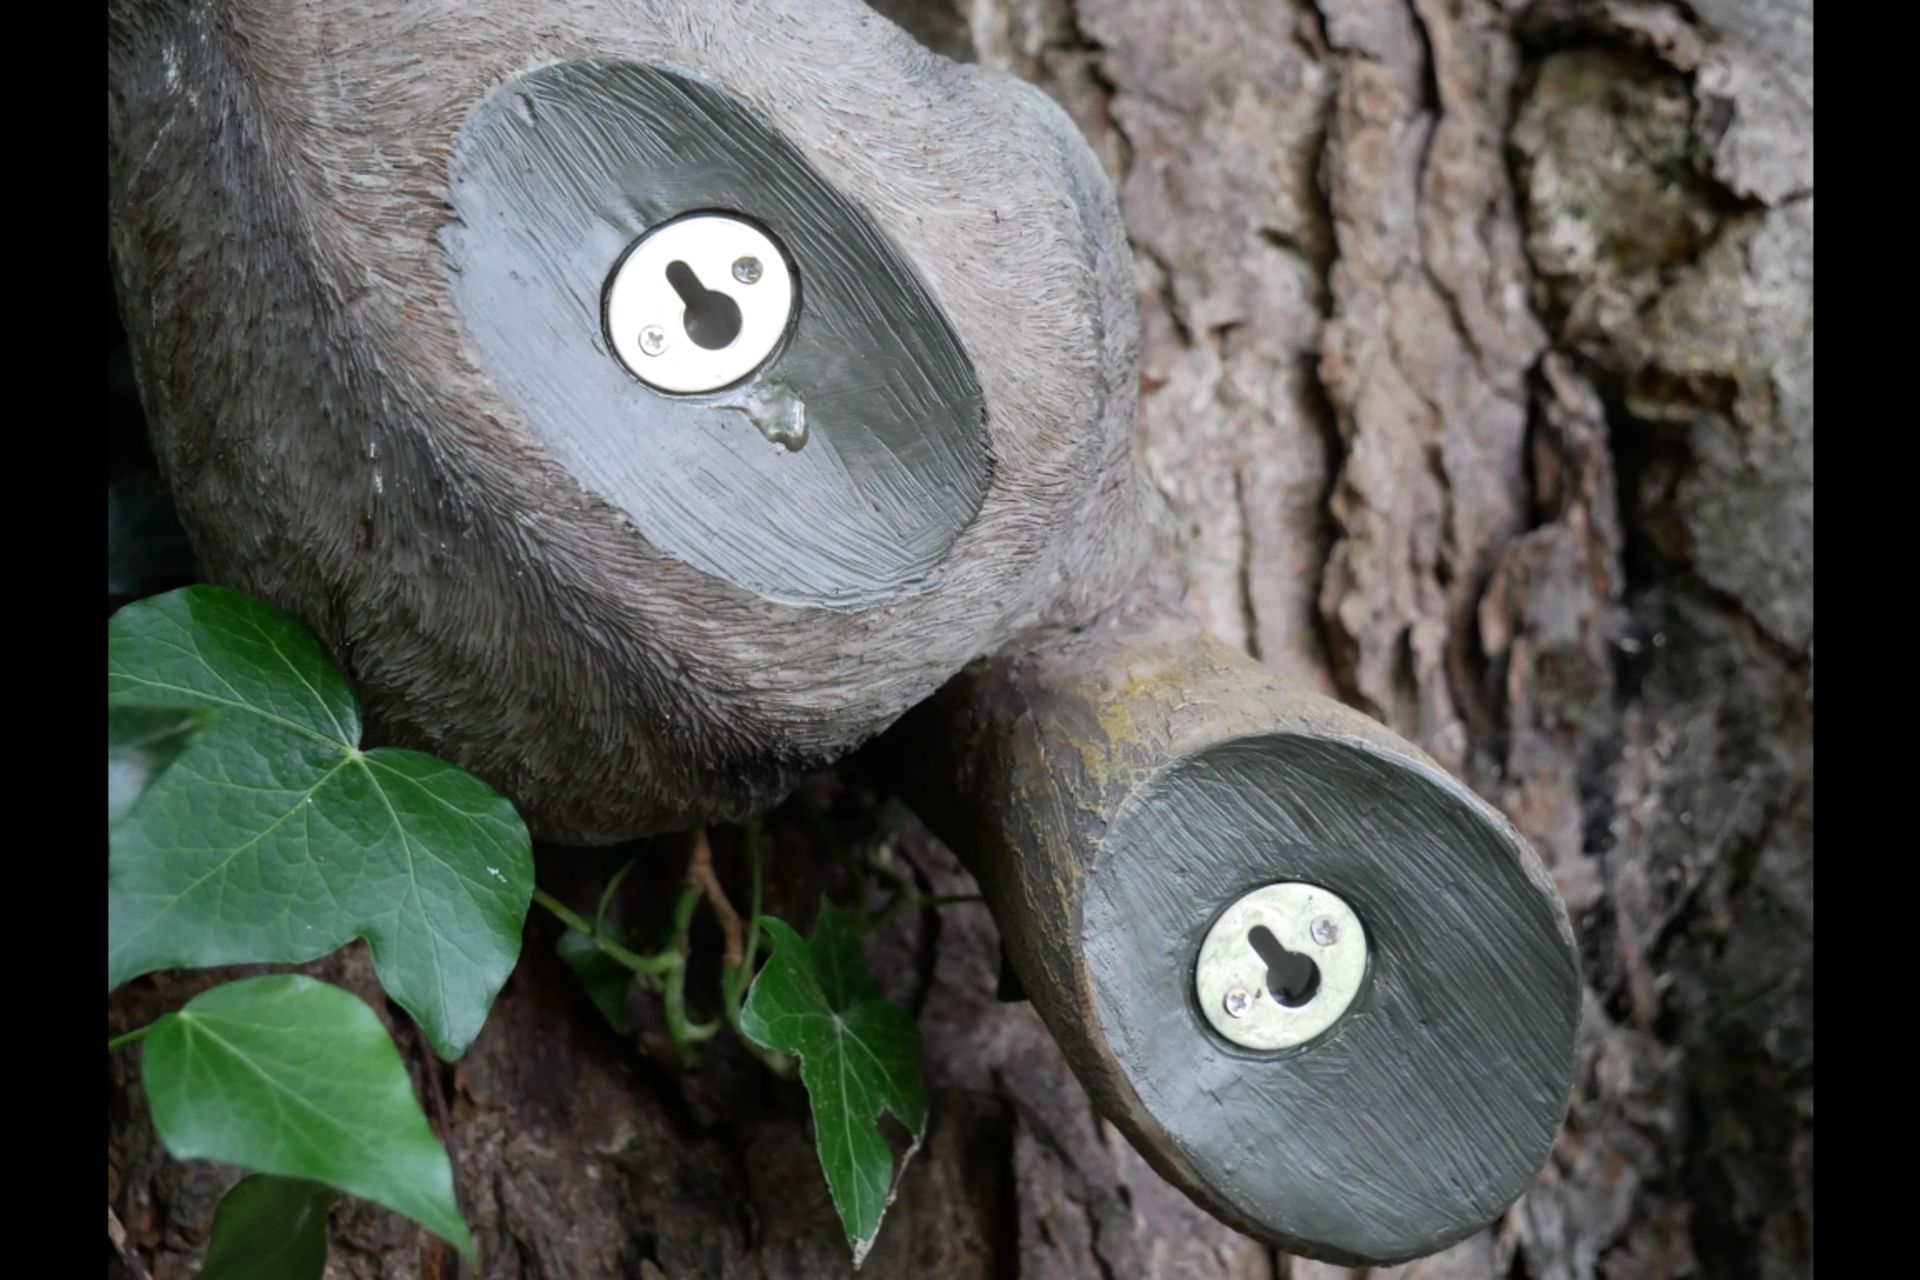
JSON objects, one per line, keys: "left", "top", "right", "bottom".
{"left": 1194, "top": 882, "right": 1368, "bottom": 1051}
{"left": 605, "top": 213, "right": 795, "bottom": 394}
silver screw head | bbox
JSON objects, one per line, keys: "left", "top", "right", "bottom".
{"left": 1223, "top": 987, "right": 1254, "bottom": 1019}
{"left": 1311, "top": 917, "right": 1340, "bottom": 946}
{"left": 638, "top": 325, "right": 669, "bottom": 356}
{"left": 732, "top": 255, "right": 764, "bottom": 284}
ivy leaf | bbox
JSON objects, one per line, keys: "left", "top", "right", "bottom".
{"left": 739, "top": 902, "right": 926, "bottom": 1264}
{"left": 556, "top": 925, "right": 637, "bottom": 1034}
{"left": 143, "top": 976, "right": 473, "bottom": 1261}
{"left": 109, "top": 706, "right": 211, "bottom": 826}
{"left": 195, "top": 1175, "right": 337, "bottom": 1280}
{"left": 107, "top": 586, "right": 533, "bottom": 1060}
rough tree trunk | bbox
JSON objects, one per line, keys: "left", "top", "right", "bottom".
{"left": 107, "top": 0, "right": 1812, "bottom": 1276}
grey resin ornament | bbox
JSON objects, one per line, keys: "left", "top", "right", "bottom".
{"left": 108, "top": 0, "right": 1580, "bottom": 1262}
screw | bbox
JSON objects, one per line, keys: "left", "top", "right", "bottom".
{"left": 1223, "top": 987, "right": 1254, "bottom": 1018}
{"left": 1311, "top": 917, "right": 1339, "bottom": 946}
{"left": 732, "top": 256, "right": 763, "bottom": 285}
{"left": 638, "top": 325, "right": 669, "bottom": 356}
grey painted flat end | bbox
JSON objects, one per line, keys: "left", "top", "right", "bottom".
{"left": 1084, "top": 733, "right": 1582, "bottom": 1263}
{"left": 443, "top": 59, "right": 992, "bottom": 608}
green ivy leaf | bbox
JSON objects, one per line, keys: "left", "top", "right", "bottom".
{"left": 109, "top": 705, "right": 211, "bottom": 826}
{"left": 739, "top": 902, "right": 926, "bottom": 1264}
{"left": 144, "top": 976, "right": 473, "bottom": 1260}
{"left": 556, "top": 925, "right": 636, "bottom": 1034}
{"left": 107, "top": 585, "right": 533, "bottom": 1060}
{"left": 195, "top": 1175, "right": 337, "bottom": 1280}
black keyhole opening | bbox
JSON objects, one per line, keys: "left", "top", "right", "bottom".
{"left": 1248, "top": 925, "right": 1321, "bottom": 1007}
{"left": 665, "top": 260, "right": 743, "bottom": 351}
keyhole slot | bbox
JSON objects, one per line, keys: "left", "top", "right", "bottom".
{"left": 664, "top": 260, "right": 743, "bottom": 351}
{"left": 1248, "top": 925, "right": 1321, "bottom": 1007}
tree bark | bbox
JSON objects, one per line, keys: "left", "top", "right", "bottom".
{"left": 108, "top": 0, "right": 1812, "bottom": 1275}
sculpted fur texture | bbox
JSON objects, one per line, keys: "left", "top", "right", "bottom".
{"left": 108, "top": 0, "right": 1153, "bottom": 842}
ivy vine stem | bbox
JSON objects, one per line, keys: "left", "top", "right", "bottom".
{"left": 660, "top": 883, "right": 719, "bottom": 1066}
{"left": 724, "top": 817, "right": 792, "bottom": 1076}
{"left": 595, "top": 857, "right": 640, "bottom": 937}
{"left": 107, "top": 1023, "right": 154, "bottom": 1053}
{"left": 531, "top": 887, "right": 677, "bottom": 976}
{"left": 534, "top": 820, "right": 794, "bottom": 1077}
